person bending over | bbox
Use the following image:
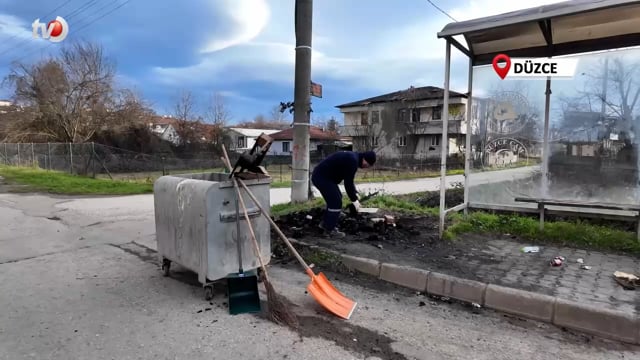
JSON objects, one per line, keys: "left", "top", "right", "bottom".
{"left": 311, "top": 150, "right": 376, "bottom": 237}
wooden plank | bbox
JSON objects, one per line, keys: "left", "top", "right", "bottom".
{"left": 445, "top": 203, "right": 467, "bottom": 214}
{"left": 468, "top": 202, "right": 639, "bottom": 222}
{"left": 514, "top": 197, "right": 640, "bottom": 211}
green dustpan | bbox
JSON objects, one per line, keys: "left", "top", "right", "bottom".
{"left": 227, "top": 193, "right": 261, "bottom": 315}
{"left": 228, "top": 269, "right": 261, "bottom": 315}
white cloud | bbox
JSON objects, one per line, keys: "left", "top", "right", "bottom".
{"left": 449, "top": 0, "right": 565, "bottom": 22}
{"left": 0, "top": 13, "right": 33, "bottom": 40}
{"left": 151, "top": 0, "right": 569, "bottom": 95}
{"left": 200, "top": 0, "right": 270, "bottom": 53}
{"left": 152, "top": 41, "right": 296, "bottom": 85}
{"left": 0, "top": 13, "right": 57, "bottom": 67}
{"left": 217, "top": 90, "right": 263, "bottom": 104}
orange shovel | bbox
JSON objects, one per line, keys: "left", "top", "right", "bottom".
{"left": 236, "top": 178, "right": 358, "bottom": 320}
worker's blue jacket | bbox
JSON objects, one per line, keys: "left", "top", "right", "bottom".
{"left": 311, "top": 151, "right": 359, "bottom": 202}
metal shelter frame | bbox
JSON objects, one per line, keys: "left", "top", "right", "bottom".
{"left": 435, "top": 0, "right": 640, "bottom": 237}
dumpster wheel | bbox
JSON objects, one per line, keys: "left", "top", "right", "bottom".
{"left": 161, "top": 258, "right": 171, "bottom": 277}
{"left": 204, "top": 285, "right": 214, "bottom": 301}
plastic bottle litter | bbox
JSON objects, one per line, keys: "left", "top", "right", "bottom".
{"left": 550, "top": 256, "right": 565, "bottom": 267}
{"left": 581, "top": 265, "right": 591, "bottom": 270}
{"left": 521, "top": 246, "right": 540, "bottom": 253}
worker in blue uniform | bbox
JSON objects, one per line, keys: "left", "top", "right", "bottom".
{"left": 311, "top": 150, "right": 377, "bottom": 237}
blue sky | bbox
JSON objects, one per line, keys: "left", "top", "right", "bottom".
{"left": 0, "top": 0, "right": 614, "bottom": 125}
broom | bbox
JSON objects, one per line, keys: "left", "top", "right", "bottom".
{"left": 220, "top": 147, "right": 299, "bottom": 329}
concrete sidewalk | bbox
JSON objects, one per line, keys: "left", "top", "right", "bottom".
{"left": 292, "top": 234, "right": 640, "bottom": 344}
{"left": 273, "top": 165, "right": 537, "bottom": 205}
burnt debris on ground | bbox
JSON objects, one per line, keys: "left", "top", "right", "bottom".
{"left": 270, "top": 198, "right": 503, "bottom": 282}
{"left": 270, "top": 195, "right": 640, "bottom": 314}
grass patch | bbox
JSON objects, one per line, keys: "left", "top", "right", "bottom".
{"left": 270, "top": 197, "right": 326, "bottom": 217}
{"left": 0, "top": 165, "right": 153, "bottom": 195}
{"left": 270, "top": 191, "right": 440, "bottom": 218}
{"left": 445, "top": 211, "right": 640, "bottom": 255}
{"left": 363, "top": 194, "right": 439, "bottom": 216}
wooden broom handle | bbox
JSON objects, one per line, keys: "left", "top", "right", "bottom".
{"left": 219, "top": 151, "right": 269, "bottom": 278}
{"left": 236, "top": 177, "right": 311, "bottom": 272}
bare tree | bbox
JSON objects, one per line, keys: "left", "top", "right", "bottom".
{"left": 108, "top": 88, "right": 153, "bottom": 128}
{"left": 3, "top": 41, "right": 116, "bottom": 142}
{"left": 172, "top": 90, "right": 202, "bottom": 145}
{"left": 326, "top": 117, "right": 340, "bottom": 134}
{"left": 269, "top": 105, "right": 287, "bottom": 123}
{"left": 351, "top": 109, "right": 387, "bottom": 152}
{"left": 236, "top": 113, "right": 289, "bottom": 130}
{"left": 311, "top": 115, "right": 327, "bottom": 129}
{"left": 559, "top": 56, "right": 640, "bottom": 141}
{"left": 203, "top": 92, "right": 231, "bottom": 145}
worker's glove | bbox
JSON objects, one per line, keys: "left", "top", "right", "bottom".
{"left": 352, "top": 200, "right": 361, "bottom": 211}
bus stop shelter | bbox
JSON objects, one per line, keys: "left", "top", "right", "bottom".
{"left": 435, "top": 0, "right": 640, "bottom": 237}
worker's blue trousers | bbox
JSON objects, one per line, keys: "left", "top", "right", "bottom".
{"left": 311, "top": 174, "right": 342, "bottom": 231}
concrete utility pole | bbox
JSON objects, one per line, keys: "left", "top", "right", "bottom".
{"left": 291, "top": 0, "right": 313, "bottom": 203}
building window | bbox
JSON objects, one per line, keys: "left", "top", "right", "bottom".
{"left": 237, "top": 136, "right": 245, "bottom": 148}
{"left": 397, "top": 109, "right": 409, "bottom": 123}
{"left": 397, "top": 136, "right": 407, "bottom": 147}
{"left": 371, "top": 110, "right": 380, "bottom": 124}
{"left": 282, "top": 141, "right": 290, "bottom": 153}
{"left": 371, "top": 136, "right": 378, "bottom": 147}
{"left": 432, "top": 106, "right": 442, "bottom": 120}
{"left": 360, "top": 112, "right": 369, "bottom": 125}
{"left": 431, "top": 136, "right": 441, "bottom": 146}
{"left": 410, "top": 108, "right": 420, "bottom": 123}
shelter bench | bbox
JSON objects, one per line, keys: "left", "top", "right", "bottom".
{"left": 514, "top": 197, "right": 640, "bottom": 241}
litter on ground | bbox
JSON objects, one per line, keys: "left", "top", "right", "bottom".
{"left": 613, "top": 271, "right": 640, "bottom": 290}
{"left": 521, "top": 246, "right": 540, "bottom": 253}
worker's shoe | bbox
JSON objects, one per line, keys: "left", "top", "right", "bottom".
{"left": 318, "top": 224, "right": 346, "bottom": 238}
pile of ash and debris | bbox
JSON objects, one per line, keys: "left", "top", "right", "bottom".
{"left": 272, "top": 206, "right": 440, "bottom": 251}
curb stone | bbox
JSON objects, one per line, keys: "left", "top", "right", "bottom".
{"left": 553, "top": 298, "right": 639, "bottom": 344}
{"left": 379, "top": 263, "right": 429, "bottom": 291}
{"left": 427, "top": 272, "right": 486, "bottom": 304}
{"left": 286, "top": 239, "right": 640, "bottom": 345}
{"left": 485, "top": 284, "right": 555, "bottom": 322}
{"left": 341, "top": 254, "right": 381, "bottom": 277}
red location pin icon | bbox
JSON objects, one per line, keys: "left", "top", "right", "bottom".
{"left": 492, "top": 54, "right": 511, "bottom": 79}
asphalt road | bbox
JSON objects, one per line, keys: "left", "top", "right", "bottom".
{"left": 1, "top": 190, "right": 639, "bottom": 359}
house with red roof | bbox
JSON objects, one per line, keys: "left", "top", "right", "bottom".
{"left": 268, "top": 126, "right": 343, "bottom": 155}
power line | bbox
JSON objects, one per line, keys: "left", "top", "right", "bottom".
{"left": 69, "top": 0, "right": 132, "bottom": 36}
{"left": 0, "top": 0, "right": 104, "bottom": 60}
{"left": 1, "top": 0, "right": 132, "bottom": 68}
{"left": 0, "top": 0, "right": 74, "bottom": 55}
{"left": 426, "top": 0, "right": 457, "bottom": 22}
{"left": 64, "top": 0, "right": 101, "bottom": 20}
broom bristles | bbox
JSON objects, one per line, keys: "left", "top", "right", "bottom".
{"left": 263, "top": 278, "right": 299, "bottom": 329}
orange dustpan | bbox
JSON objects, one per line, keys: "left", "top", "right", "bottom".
{"left": 236, "top": 178, "right": 358, "bottom": 320}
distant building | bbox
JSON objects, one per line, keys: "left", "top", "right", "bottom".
{"left": 225, "top": 127, "right": 280, "bottom": 153}
{"left": 336, "top": 86, "right": 474, "bottom": 160}
{"left": 148, "top": 116, "right": 181, "bottom": 145}
{"left": 267, "top": 126, "right": 340, "bottom": 155}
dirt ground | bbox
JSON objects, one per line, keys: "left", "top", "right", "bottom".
{"left": 271, "top": 206, "right": 504, "bottom": 282}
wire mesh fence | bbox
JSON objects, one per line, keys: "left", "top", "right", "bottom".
{"left": 0, "top": 142, "right": 237, "bottom": 178}
{"left": 0, "top": 142, "right": 467, "bottom": 183}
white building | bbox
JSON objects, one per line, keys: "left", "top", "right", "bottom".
{"left": 267, "top": 126, "right": 340, "bottom": 155}
{"left": 336, "top": 86, "right": 471, "bottom": 160}
{"left": 148, "top": 117, "right": 181, "bottom": 145}
{"left": 226, "top": 127, "right": 280, "bottom": 153}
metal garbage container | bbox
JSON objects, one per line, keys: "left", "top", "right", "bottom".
{"left": 153, "top": 171, "right": 272, "bottom": 300}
